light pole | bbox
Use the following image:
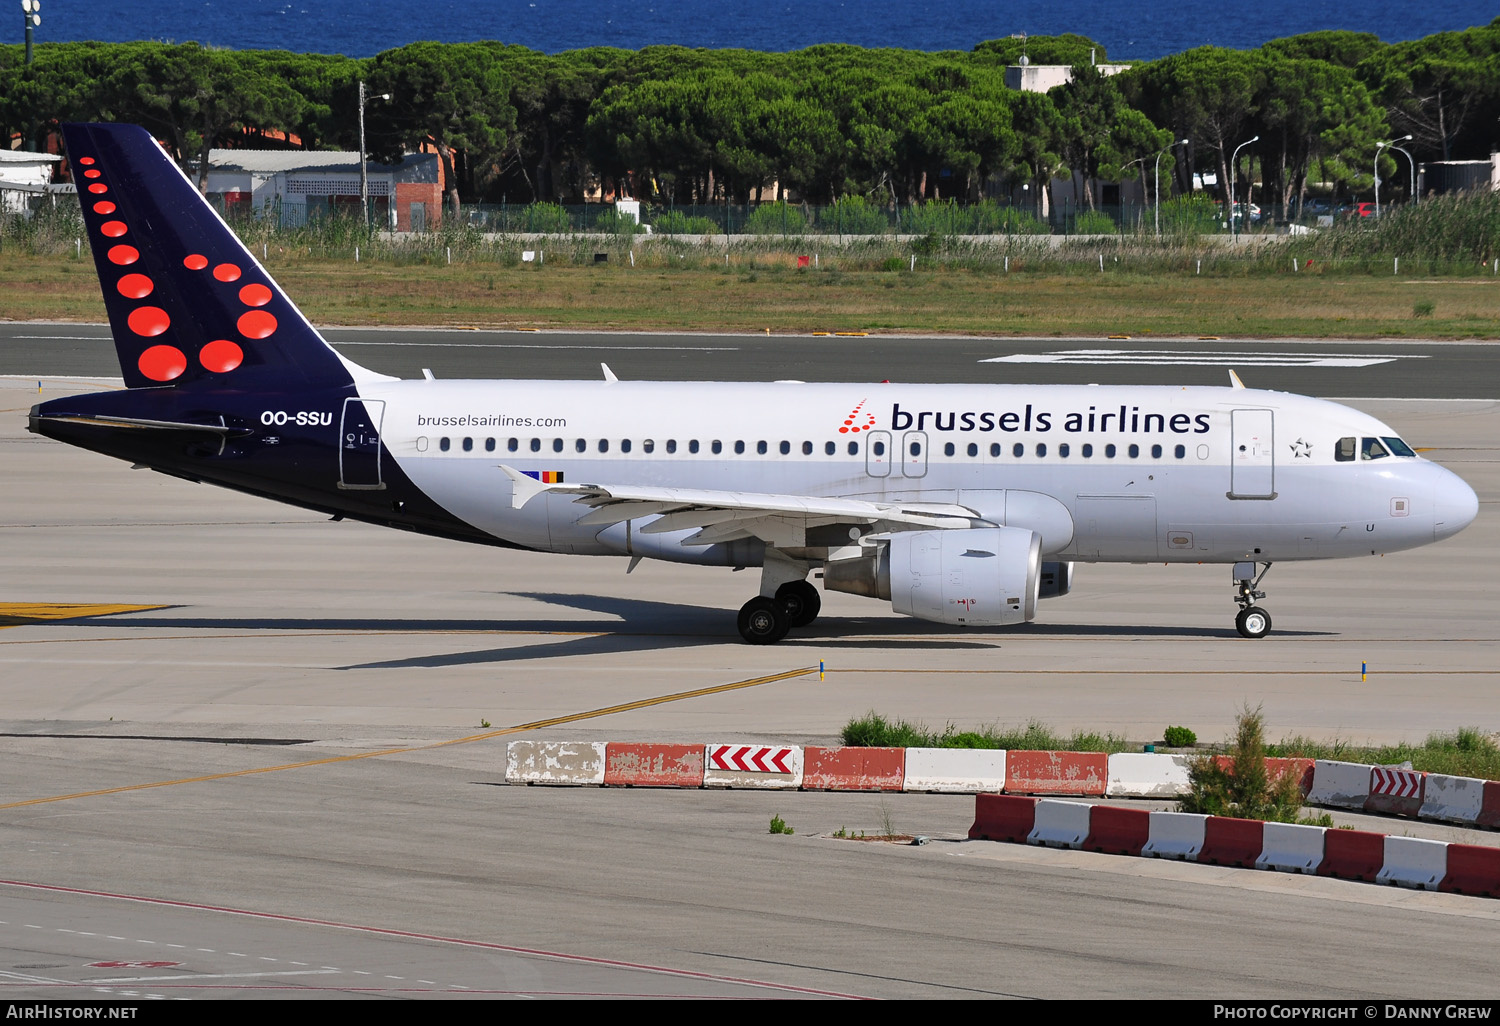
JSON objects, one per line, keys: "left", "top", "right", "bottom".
{"left": 1229, "top": 134, "right": 1258, "bottom": 238}
{"left": 20, "top": 0, "right": 38, "bottom": 66}
{"left": 1376, "top": 134, "right": 1413, "bottom": 217}
{"left": 1389, "top": 140, "right": 1416, "bottom": 206}
{"left": 1155, "top": 137, "right": 1189, "bottom": 237}
{"left": 357, "top": 80, "right": 392, "bottom": 231}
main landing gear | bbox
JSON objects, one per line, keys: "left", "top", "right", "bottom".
{"left": 1232, "top": 561, "right": 1273, "bottom": 639}
{"left": 737, "top": 573, "right": 821, "bottom": 645}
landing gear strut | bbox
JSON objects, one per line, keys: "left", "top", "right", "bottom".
{"left": 1232, "top": 561, "right": 1272, "bottom": 639}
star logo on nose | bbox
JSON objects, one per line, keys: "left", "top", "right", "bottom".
{"left": 1290, "top": 438, "right": 1312, "bottom": 458}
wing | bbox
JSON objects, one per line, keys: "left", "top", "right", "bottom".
{"left": 498, "top": 465, "right": 984, "bottom": 548}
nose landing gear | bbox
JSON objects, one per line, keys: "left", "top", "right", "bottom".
{"left": 1232, "top": 561, "right": 1272, "bottom": 638}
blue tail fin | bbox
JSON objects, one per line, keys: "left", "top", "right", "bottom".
{"left": 63, "top": 123, "right": 379, "bottom": 391}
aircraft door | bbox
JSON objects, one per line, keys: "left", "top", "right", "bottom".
{"left": 1229, "top": 409, "right": 1275, "bottom": 499}
{"left": 339, "top": 397, "right": 386, "bottom": 490}
{"left": 902, "top": 431, "right": 928, "bottom": 478}
{"left": 865, "top": 430, "right": 892, "bottom": 478}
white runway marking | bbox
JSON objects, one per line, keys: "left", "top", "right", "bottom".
{"left": 332, "top": 341, "right": 739, "bottom": 351}
{"left": 982, "top": 348, "right": 1418, "bottom": 368}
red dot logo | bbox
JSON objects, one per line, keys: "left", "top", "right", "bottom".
{"left": 238, "top": 283, "right": 272, "bottom": 307}
{"left": 138, "top": 345, "right": 186, "bottom": 382}
{"left": 88, "top": 183, "right": 108, "bottom": 194}
{"left": 93, "top": 200, "right": 117, "bottom": 215}
{"left": 213, "top": 263, "right": 242, "bottom": 282}
{"left": 100, "top": 220, "right": 128, "bottom": 238}
{"left": 107, "top": 244, "right": 139, "bottom": 265}
{"left": 84, "top": 169, "right": 102, "bottom": 179}
{"left": 183, "top": 254, "right": 208, "bottom": 270}
{"left": 78, "top": 157, "right": 95, "bottom": 166}
{"left": 237, "top": 310, "right": 277, "bottom": 339}
{"left": 116, "top": 273, "right": 154, "bottom": 299}
{"left": 199, "top": 339, "right": 244, "bottom": 373}
{"left": 127, "top": 306, "right": 171, "bottom": 337}
{"left": 836, "top": 399, "right": 877, "bottom": 435}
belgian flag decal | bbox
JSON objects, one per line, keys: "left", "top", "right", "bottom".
{"left": 522, "top": 470, "right": 565, "bottom": 484}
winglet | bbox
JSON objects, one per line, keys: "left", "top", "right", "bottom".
{"left": 601, "top": 362, "right": 618, "bottom": 383}
{"left": 1228, "top": 369, "right": 1246, "bottom": 390}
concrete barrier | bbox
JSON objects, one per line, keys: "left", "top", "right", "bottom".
{"left": 1376, "top": 835, "right": 1449, "bottom": 890}
{"left": 903, "top": 747, "right": 1006, "bottom": 793}
{"left": 1027, "top": 799, "right": 1092, "bottom": 849}
{"left": 1441, "top": 844, "right": 1500, "bottom": 897}
{"left": 1198, "top": 816, "right": 1266, "bottom": 868}
{"left": 1005, "top": 750, "right": 1108, "bottom": 796}
{"left": 1256, "top": 822, "right": 1326, "bottom": 873}
{"left": 802, "top": 746, "right": 904, "bottom": 791}
{"left": 1476, "top": 781, "right": 1500, "bottom": 830}
{"left": 1366, "top": 767, "right": 1425, "bottom": 817}
{"left": 1318, "top": 828, "right": 1387, "bottom": 881}
{"left": 1419, "top": 774, "right": 1487, "bottom": 825}
{"left": 1084, "top": 805, "right": 1150, "bottom": 856}
{"left": 1307, "top": 760, "right": 1372, "bottom": 810}
{"left": 1142, "top": 811, "right": 1208, "bottom": 860}
{"left": 703, "top": 742, "right": 802, "bottom": 788}
{"left": 506, "top": 740, "right": 607, "bottom": 785}
{"left": 604, "top": 743, "right": 704, "bottom": 787}
{"left": 969, "top": 793, "right": 1039, "bottom": 842}
{"left": 1106, "top": 753, "right": 1192, "bottom": 797}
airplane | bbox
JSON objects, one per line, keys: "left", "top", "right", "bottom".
{"left": 28, "top": 124, "right": 1480, "bottom": 644}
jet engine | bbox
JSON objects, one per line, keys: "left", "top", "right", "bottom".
{"left": 824, "top": 527, "right": 1041, "bottom": 626}
{"left": 1038, "top": 561, "right": 1074, "bottom": 599}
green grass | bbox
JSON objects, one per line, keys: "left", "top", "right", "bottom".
{"left": 840, "top": 712, "right": 1130, "bottom": 753}
{"left": 1269, "top": 727, "right": 1500, "bottom": 779}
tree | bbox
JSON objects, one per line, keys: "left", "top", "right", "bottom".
{"left": 973, "top": 33, "right": 1109, "bottom": 67}
{"left": 1358, "top": 23, "right": 1500, "bottom": 161}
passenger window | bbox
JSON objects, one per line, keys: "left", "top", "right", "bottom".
{"left": 967, "top": 443, "right": 978, "bottom": 457}
{"left": 1361, "top": 437, "right": 1389, "bottom": 460}
{"left": 507, "top": 437, "right": 518, "bottom": 452}
{"left": 1105, "top": 443, "right": 1116, "bottom": 458}
{"left": 1128, "top": 443, "right": 1140, "bottom": 458}
{"left": 756, "top": 441, "right": 767, "bottom": 455}
{"left": 910, "top": 441, "right": 922, "bottom": 456}
{"left": 1336, "top": 437, "right": 1356, "bottom": 462}
{"left": 462, "top": 437, "right": 473, "bottom": 452}
{"left": 666, "top": 439, "right": 676, "bottom": 454}
{"left": 485, "top": 438, "right": 496, "bottom": 452}
{"left": 621, "top": 439, "right": 632, "bottom": 453}
{"left": 824, "top": 441, "right": 835, "bottom": 455}
{"left": 734, "top": 441, "right": 745, "bottom": 454}
{"left": 1058, "top": 443, "right": 1069, "bottom": 458}
{"left": 1174, "top": 444, "right": 1185, "bottom": 459}
{"left": 552, "top": 438, "right": 563, "bottom": 453}
{"left": 440, "top": 437, "right": 451, "bottom": 452}
{"left": 712, "top": 440, "right": 723, "bottom": 454}
{"left": 575, "top": 438, "right": 586, "bottom": 453}
{"left": 943, "top": 442, "right": 954, "bottom": 457}
{"left": 598, "top": 439, "right": 609, "bottom": 453}
{"left": 1151, "top": 444, "right": 1162, "bottom": 459}
{"left": 1013, "top": 442, "right": 1024, "bottom": 458}
{"left": 642, "top": 439, "right": 655, "bottom": 454}
{"left": 779, "top": 441, "right": 790, "bottom": 455}
{"left": 689, "top": 439, "right": 699, "bottom": 454}
{"left": 1035, "top": 443, "right": 1047, "bottom": 457}
{"left": 847, "top": 442, "right": 858, "bottom": 455}
{"left": 1081, "top": 443, "right": 1093, "bottom": 457}
{"left": 873, "top": 441, "right": 886, "bottom": 456}
{"left": 990, "top": 443, "right": 1001, "bottom": 457}
{"left": 802, "top": 441, "right": 813, "bottom": 455}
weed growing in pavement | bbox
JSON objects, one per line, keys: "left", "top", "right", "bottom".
{"left": 769, "top": 814, "right": 793, "bottom": 835}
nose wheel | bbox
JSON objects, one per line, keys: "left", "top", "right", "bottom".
{"left": 1232, "top": 561, "right": 1272, "bottom": 639}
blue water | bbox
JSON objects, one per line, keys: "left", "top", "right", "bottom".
{"left": 32, "top": 0, "right": 1499, "bottom": 60}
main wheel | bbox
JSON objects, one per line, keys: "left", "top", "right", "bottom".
{"left": 776, "top": 580, "right": 821, "bottom": 628}
{"left": 738, "top": 596, "right": 791, "bottom": 644}
{"left": 1235, "top": 605, "right": 1272, "bottom": 639}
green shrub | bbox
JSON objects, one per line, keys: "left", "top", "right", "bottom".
{"left": 1181, "top": 706, "right": 1303, "bottom": 822}
{"left": 820, "top": 195, "right": 890, "bottom": 235}
{"left": 1157, "top": 194, "right": 1220, "bottom": 236}
{"left": 593, "top": 208, "right": 643, "bottom": 235}
{"left": 744, "top": 202, "right": 805, "bottom": 235}
{"left": 1163, "top": 725, "right": 1198, "bottom": 747}
{"left": 522, "top": 202, "right": 574, "bottom": 234}
{"left": 1072, "top": 209, "right": 1118, "bottom": 235}
{"left": 653, "top": 209, "right": 720, "bottom": 235}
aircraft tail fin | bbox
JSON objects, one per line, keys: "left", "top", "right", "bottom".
{"left": 62, "top": 123, "right": 384, "bottom": 391}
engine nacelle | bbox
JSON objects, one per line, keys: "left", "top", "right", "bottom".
{"left": 1038, "top": 561, "right": 1074, "bottom": 599}
{"left": 825, "top": 527, "right": 1041, "bottom": 627}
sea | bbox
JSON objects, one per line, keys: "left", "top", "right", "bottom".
{"left": 27, "top": 0, "right": 1500, "bottom": 61}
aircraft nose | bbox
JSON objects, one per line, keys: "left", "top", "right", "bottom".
{"left": 1432, "top": 466, "right": 1479, "bottom": 542}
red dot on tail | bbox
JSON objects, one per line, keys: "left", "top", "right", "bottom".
{"left": 138, "top": 345, "right": 186, "bottom": 382}
{"left": 213, "top": 263, "right": 241, "bottom": 282}
{"left": 93, "top": 200, "right": 116, "bottom": 215}
{"left": 116, "top": 273, "right": 154, "bottom": 299}
{"left": 100, "top": 220, "right": 128, "bottom": 238}
{"left": 237, "top": 310, "right": 277, "bottom": 339}
{"left": 88, "top": 183, "right": 108, "bottom": 194}
{"left": 238, "top": 283, "right": 272, "bottom": 307}
{"left": 83, "top": 169, "right": 102, "bottom": 179}
{"left": 107, "top": 245, "right": 139, "bottom": 265}
{"left": 199, "top": 339, "right": 243, "bottom": 373}
{"left": 127, "top": 306, "right": 171, "bottom": 337}
{"left": 183, "top": 254, "right": 208, "bottom": 270}
{"left": 78, "top": 157, "right": 95, "bottom": 166}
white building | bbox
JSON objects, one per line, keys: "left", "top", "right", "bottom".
{"left": 203, "top": 149, "right": 444, "bottom": 232}
{"left": 0, "top": 149, "right": 62, "bottom": 216}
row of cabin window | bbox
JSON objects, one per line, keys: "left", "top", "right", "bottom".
{"left": 429, "top": 436, "right": 1195, "bottom": 460}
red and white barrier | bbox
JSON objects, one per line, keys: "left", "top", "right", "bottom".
{"left": 969, "top": 793, "right": 1038, "bottom": 842}
{"left": 506, "top": 741, "right": 607, "bottom": 785}
{"left": 1106, "top": 753, "right": 1192, "bottom": 797}
{"left": 1376, "top": 835, "right": 1448, "bottom": 890}
{"left": 1142, "top": 811, "right": 1208, "bottom": 860}
{"left": 1199, "top": 816, "right": 1266, "bottom": 868}
{"left": 604, "top": 743, "right": 705, "bottom": 787}
{"left": 903, "top": 747, "right": 1006, "bottom": 793}
{"left": 802, "top": 746, "right": 904, "bottom": 791}
{"left": 1027, "top": 799, "right": 1092, "bottom": 849}
{"left": 1006, "top": 750, "right": 1108, "bottom": 796}
{"left": 1307, "top": 760, "right": 1372, "bottom": 810}
{"left": 1367, "top": 766, "right": 1425, "bottom": 817}
{"left": 703, "top": 742, "right": 802, "bottom": 789}
{"left": 1256, "top": 822, "right": 1327, "bottom": 874}
{"left": 1419, "top": 773, "right": 1487, "bottom": 825}
{"left": 1084, "top": 805, "right": 1150, "bottom": 856}
{"left": 1319, "top": 828, "right": 1387, "bottom": 882}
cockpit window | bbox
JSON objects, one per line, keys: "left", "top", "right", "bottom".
{"left": 1335, "top": 437, "right": 1356, "bottom": 462}
{"left": 1361, "top": 437, "right": 1390, "bottom": 460}
{"left": 1383, "top": 436, "right": 1416, "bottom": 458}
